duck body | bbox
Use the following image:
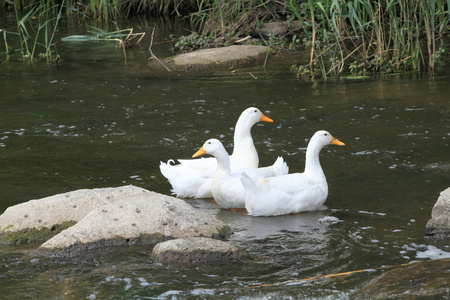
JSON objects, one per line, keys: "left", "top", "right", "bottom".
{"left": 211, "top": 162, "right": 246, "bottom": 209}
{"left": 160, "top": 107, "right": 274, "bottom": 198}
{"left": 241, "top": 130, "right": 344, "bottom": 217}
{"left": 193, "top": 139, "right": 288, "bottom": 209}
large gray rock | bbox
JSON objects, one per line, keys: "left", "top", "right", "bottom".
{"left": 152, "top": 237, "right": 243, "bottom": 264}
{"left": 37, "top": 193, "right": 231, "bottom": 256}
{"left": 425, "top": 187, "right": 450, "bottom": 239}
{"left": 0, "top": 185, "right": 148, "bottom": 245}
{"left": 150, "top": 45, "right": 269, "bottom": 72}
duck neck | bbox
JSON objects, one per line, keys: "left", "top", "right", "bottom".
{"left": 231, "top": 117, "right": 257, "bottom": 157}
{"left": 214, "top": 150, "right": 232, "bottom": 175}
{"left": 304, "top": 142, "right": 325, "bottom": 178}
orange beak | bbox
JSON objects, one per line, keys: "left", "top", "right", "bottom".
{"left": 192, "top": 146, "right": 207, "bottom": 158}
{"left": 330, "top": 136, "right": 345, "bottom": 146}
{"left": 260, "top": 113, "right": 273, "bottom": 122}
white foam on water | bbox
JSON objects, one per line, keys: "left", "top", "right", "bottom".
{"left": 358, "top": 210, "right": 386, "bottom": 216}
{"left": 156, "top": 290, "right": 182, "bottom": 298}
{"left": 137, "top": 277, "right": 151, "bottom": 286}
{"left": 104, "top": 276, "right": 133, "bottom": 291}
{"left": 130, "top": 175, "right": 142, "bottom": 181}
{"left": 190, "top": 288, "right": 215, "bottom": 296}
{"left": 402, "top": 243, "right": 450, "bottom": 260}
{"left": 137, "top": 277, "right": 164, "bottom": 287}
{"left": 415, "top": 245, "right": 450, "bottom": 260}
{"left": 318, "top": 216, "right": 343, "bottom": 225}
{"left": 352, "top": 149, "right": 379, "bottom": 156}
{"left": 87, "top": 291, "right": 99, "bottom": 300}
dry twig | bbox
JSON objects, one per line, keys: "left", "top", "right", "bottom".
{"left": 148, "top": 27, "right": 172, "bottom": 73}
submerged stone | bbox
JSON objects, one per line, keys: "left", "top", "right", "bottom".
{"left": 354, "top": 258, "right": 450, "bottom": 299}
{"left": 149, "top": 45, "right": 270, "bottom": 72}
{"left": 36, "top": 193, "right": 231, "bottom": 257}
{"left": 152, "top": 237, "right": 243, "bottom": 264}
{"left": 425, "top": 187, "right": 450, "bottom": 239}
{"left": 0, "top": 185, "right": 147, "bottom": 245}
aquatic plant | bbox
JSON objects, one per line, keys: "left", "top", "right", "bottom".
{"left": 2, "top": 0, "right": 65, "bottom": 62}
{"left": 289, "top": 0, "right": 450, "bottom": 78}
{"left": 173, "top": 32, "right": 232, "bottom": 53}
{"left": 61, "top": 26, "right": 145, "bottom": 47}
{"left": 4, "top": 0, "right": 198, "bottom": 20}
{"left": 62, "top": 26, "right": 145, "bottom": 61}
{"left": 2, "top": 0, "right": 447, "bottom": 74}
{"left": 186, "top": 0, "right": 449, "bottom": 77}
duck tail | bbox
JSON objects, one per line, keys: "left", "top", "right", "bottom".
{"left": 272, "top": 156, "right": 289, "bottom": 176}
{"left": 159, "top": 160, "right": 207, "bottom": 198}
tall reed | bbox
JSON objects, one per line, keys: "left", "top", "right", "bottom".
{"left": 190, "top": 0, "right": 281, "bottom": 36}
{"left": 291, "top": 0, "right": 449, "bottom": 78}
{"left": 188, "top": 0, "right": 447, "bottom": 77}
{"left": 3, "top": 0, "right": 447, "bottom": 73}
{"left": 8, "top": 0, "right": 64, "bottom": 61}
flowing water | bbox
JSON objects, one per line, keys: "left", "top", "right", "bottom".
{"left": 1, "top": 17, "right": 450, "bottom": 299}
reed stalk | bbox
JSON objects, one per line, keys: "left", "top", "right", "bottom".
{"left": 291, "top": 0, "right": 448, "bottom": 78}
{"left": 3, "top": 0, "right": 447, "bottom": 73}
{"left": 14, "top": 1, "right": 62, "bottom": 61}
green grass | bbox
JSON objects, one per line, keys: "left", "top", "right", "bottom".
{"left": 186, "top": 0, "right": 448, "bottom": 77}
{"left": 3, "top": 0, "right": 65, "bottom": 61}
{"left": 2, "top": 0, "right": 448, "bottom": 73}
{"left": 290, "top": 0, "right": 449, "bottom": 78}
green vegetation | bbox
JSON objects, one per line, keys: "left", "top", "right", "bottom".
{"left": 181, "top": 0, "right": 449, "bottom": 77}
{"left": 1, "top": 0, "right": 448, "bottom": 77}
{"left": 6, "top": 0, "right": 198, "bottom": 20}
{"left": 174, "top": 32, "right": 233, "bottom": 53}
{"left": 2, "top": 0, "right": 65, "bottom": 62}
{"left": 62, "top": 26, "right": 145, "bottom": 59}
{"left": 0, "top": 221, "right": 77, "bottom": 245}
{"left": 289, "top": 0, "right": 450, "bottom": 78}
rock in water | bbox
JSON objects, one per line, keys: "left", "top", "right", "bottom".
{"left": 425, "top": 187, "right": 450, "bottom": 239}
{"left": 37, "top": 192, "right": 231, "bottom": 256}
{"left": 152, "top": 237, "right": 243, "bottom": 264}
{"left": 149, "top": 45, "right": 269, "bottom": 72}
{"left": 354, "top": 258, "right": 450, "bottom": 299}
{"left": 0, "top": 185, "right": 147, "bottom": 245}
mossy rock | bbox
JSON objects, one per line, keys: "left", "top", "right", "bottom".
{"left": 0, "top": 185, "right": 148, "bottom": 245}
{"left": 36, "top": 194, "right": 231, "bottom": 256}
{"left": 354, "top": 258, "right": 450, "bottom": 299}
{"left": 0, "top": 221, "right": 77, "bottom": 245}
{"left": 152, "top": 237, "right": 245, "bottom": 264}
{"left": 34, "top": 233, "right": 174, "bottom": 257}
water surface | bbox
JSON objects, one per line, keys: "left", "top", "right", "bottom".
{"left": 1, "top": 17, "right": 450, "bottom": 299}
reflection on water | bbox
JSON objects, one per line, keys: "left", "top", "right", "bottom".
{"left": 1, "top": 17, "right": 450, "bottom": 299}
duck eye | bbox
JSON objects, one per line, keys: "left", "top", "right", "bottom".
{"left": 324, "top": 133, "right": 328, "bottom": 136}
{"left": 254, "top": 110, "right": 257, "bottom": 113}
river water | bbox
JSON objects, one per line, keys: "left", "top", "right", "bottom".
{"left": 1, "top": 17, "right": 449, "bottom": 299}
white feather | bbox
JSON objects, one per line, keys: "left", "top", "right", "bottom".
{"left": 160, "top": 107, "right": 280, "bottom": 198}
{"left": 242, "top": 130, "right": 345, "bottom": 216}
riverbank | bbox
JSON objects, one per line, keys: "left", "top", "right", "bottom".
{"left": 2, "top": 1, "right": 448, "bottom": 78}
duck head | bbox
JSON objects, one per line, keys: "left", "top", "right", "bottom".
{"left": 192, "top": 138, "right": 227, "bottom": 158}
{"left": 311, "top": 130, "right": 345, "bottom": 148}
{"left": 239, "top": 107, "right": 273, "bottom": 127}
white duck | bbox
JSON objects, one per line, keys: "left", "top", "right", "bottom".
{"left": 160, "top": 107, "right": 275, "bottom": 198}
{"left": 241, "top": 130, "right": 345, "bottom": 217}
{"left": 193, "top": 138, "right": 288, "bottom": 209}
